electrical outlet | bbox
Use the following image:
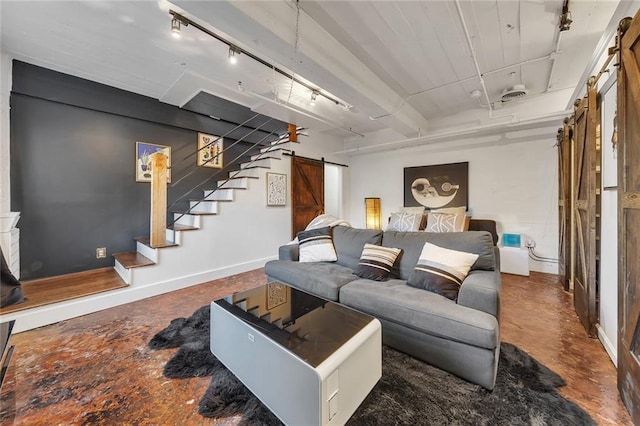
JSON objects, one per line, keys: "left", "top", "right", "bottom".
{"left": 525, "top": 240, "right": 535, "bottom": 249}
{"left": 96, "top": 247, "right": 107, "bottom": 258}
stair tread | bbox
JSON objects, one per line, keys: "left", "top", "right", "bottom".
{"left": 229, "top": 175, "right": 259, "bottom": 180}
{"left": 172, "top": 210, "right": 219, "bottom": 216}
{"left": 113, "top": 252, "right": 155, "bottom": 269}
{"left": 241, "top": 165, "right": 270, "bottom": 169}
{"left": 135, "top": 237, "right": 179, "bottom": 248}
{"left": 167, "top": 224, "right": 199, "bottom": 231}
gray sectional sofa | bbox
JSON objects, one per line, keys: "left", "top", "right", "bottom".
{"left": 264, "top": 224, "right": 502, "bottom": 390}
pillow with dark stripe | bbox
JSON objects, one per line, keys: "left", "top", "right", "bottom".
{"left": 407, "top": 242, "right": 479, "bottom": 300}
{"left": 355, "top": 244, "right": 402, "bottom": 281}
{"left": 297, "top": 227, "right": 337, "bottom": 263}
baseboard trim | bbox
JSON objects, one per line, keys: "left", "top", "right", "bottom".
{"left": 597, "top": 325, "right": 617, "bottom": 367}
{"left": 3, "top": 256, "right": 276, "bottom": 333}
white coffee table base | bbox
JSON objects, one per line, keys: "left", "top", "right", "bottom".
{"left": 211, "top": 301, "right": 382, "bottom": 426}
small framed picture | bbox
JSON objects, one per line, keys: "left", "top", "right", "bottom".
{"left": 266, "top": 172, "right": 287, "bottom": 206}
{"left": 136, "top": 142, "right": 171, "bottom": 183}
{"left": 197, "top": 133, "right": 223, "bottom": 168}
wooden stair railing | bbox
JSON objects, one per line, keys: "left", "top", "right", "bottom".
{"left": 150, "top": 152, "right": 168, "bottom": 248}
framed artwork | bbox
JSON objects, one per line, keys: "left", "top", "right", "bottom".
{"left": 266, "top": 282, "right": 287, "bottom": 310}
{"left": 197, "top": 132, "right": 223, "bottom": 168}
{"left": 136, "top": 142, "right": 171, "bottom": 183}
{"left": 266, "top": 172, "right": 287, "bottom": 206}
{"left": 404, "top": 162, "right": 468, "bottom": 210}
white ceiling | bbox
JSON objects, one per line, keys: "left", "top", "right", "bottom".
{"left": 0, "top": 0, "right": 626, "bottom": 141}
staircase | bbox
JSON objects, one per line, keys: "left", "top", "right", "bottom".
{"left": 112, "top": 138, "right": 292, "bottom": 286}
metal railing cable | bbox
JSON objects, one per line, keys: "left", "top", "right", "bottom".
{"left": 168, "top": 127, "right": 284, "bottom": 227}
{"left": 169, "top": 118, "right": 275, "bottom": 188}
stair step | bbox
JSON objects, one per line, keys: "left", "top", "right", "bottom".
{"left": 260, "top": 313, "right": 271, "bottom": 323}
{"left": 173, "top": 212, "right": 201, "bottom": 228}
{"left": 241, "top": 158, "right": 271, "bottom": 169}
{"left": 217, "top": 178, "right": 249, "bottom": 189}
{"left": 234, "top": 299, "right": 248, "bottom": 311}
{"left": 247, "top": 306, "right": 260, "bottom": 317}
{"left": 113, "top": 252, "right": 155, "bottom": 269}
{"left": 188, "top": 200, "right": 219, "bottom": 214}
{"left": 203, "top": 188, "right": 234, "bottom": 201}
{"left": 173, "top": 210, "right": 218, "bottom": 216}
{"left": 167, "top": 224, "right": 199, "bottom": 232}
{"left": 272, "top": 318, "right": 283, "bottom": 328}
{"left": 251, "top": 150, "right": 282, "bottom": 160}
{"left": 135, "top": 237, "right": 179, "bottom": 248}
{"left": 229, "top": 168, "right": 261, "bottom": 179}
{"left": 262, "top": 141, "right": 291, "bottom": 152}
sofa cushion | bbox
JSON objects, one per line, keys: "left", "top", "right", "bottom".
{"left": 340, "top": 279, "right": 499, "bottom": 350}
{"left": 297, "top": 227, "right": 337, "bottom": 262}
{"left": 424, "top": 213, "right": 470, "bottom": 232}
{"left": 407, "top": 242, "right": 479, "bottom": 300}
{"left": 354, "top": 244, "right": 402, "bottom": 281}
{"left": 382, "top": 230, "right": 496, "bottom": 280}
{"left": 387, "top": 212, "right": 422, "bottom": 232}
{"left": 264, "top": 260, "right": 357, "bottom": 301}
{"left": 332, "top": 225, "right": 383, "bottom": 269}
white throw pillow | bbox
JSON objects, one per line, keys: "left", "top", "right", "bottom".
{"left": 387, "top": 212, "right": 422, "bottom": 232}
{"left": 297, "top": 226, "right": 337, "bottom": 262}
{"left": 407, "top": 242, "right": 479, "bottom": 300}
{"left": 400, "top": 206, "right": 426, "bottom": 215}
{"left": 425, "top": 213, "right": 470, "bottom": 232}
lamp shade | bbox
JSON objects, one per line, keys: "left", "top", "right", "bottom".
{"left": 365, "top": 198, "right": 381, "bottom": 230}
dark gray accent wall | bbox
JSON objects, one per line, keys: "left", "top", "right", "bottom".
{"left": 10, "top": 61, "right": 286, "bottom": 280}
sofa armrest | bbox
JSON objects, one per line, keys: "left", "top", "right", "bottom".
{"left": 279, "top": 244, "right": 299, "bottom": 261}
{"left": 457, "top": 270, "right": 501, "bottom": 320}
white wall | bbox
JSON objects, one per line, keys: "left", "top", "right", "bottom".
{"left": 0, "top": 52, "right": 11, "bottom": 214}
{"left": 598, "top": 74, "right": 618, "bottom": 365}
{"left": 324, "top": 164, "right": 342, "bottom": 218}
{"left": 347, "top": 136, "right": 559, "bottom": 274}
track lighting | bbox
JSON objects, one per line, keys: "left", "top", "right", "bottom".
{"left": 168, "top": 10, "right": 352, "bottom": 111}
{"left": 228, "top": 46, "right": 239, "bottom": 64}
{"left": 171, "top": 18, "right": 181, "bottom": 38}
{"left": 559, "top": 0, "right": 572, "bottom": 32}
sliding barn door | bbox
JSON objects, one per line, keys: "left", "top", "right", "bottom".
{"left": 572, "top": 78, "right": 600, "bottom": 338}
{"left": 291, "top": 156, "right": 324, "bottom": 238}
{"left": 616, "top": 13, "right": 640, "bottom": 423}
{"left": 558, "top": 119, "right": 572, "bottom": 291}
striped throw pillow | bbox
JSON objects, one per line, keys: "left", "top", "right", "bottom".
{"left": 407, "top": 242, "right": 479, "bottom": 300}
{"left": 297, "top": 227, "right": 337, "bottom": 263}
{"left": 354, "top": 244, "right": 402, "bottom": 281}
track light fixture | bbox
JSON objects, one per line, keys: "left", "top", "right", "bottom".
{"left": 559, "top": 0, "right": 572, "bottom": 32}
{"left": 310, "top": 90, "right": 319, "bottom": 106}
{"left": 168, "top": 10, "right": 352, "bottom": 111}
{"left": 228, "top": 46, "right": 240, "bottom": 64}
{"left": 171, "top": 18, "right": 181, "bottom": 38}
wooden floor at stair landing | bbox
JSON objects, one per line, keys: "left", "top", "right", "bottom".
{"left": 0, "top": 268, "right": 128, "bottom": 315}
{"left": 0, "top": 270, "right": 632, "bottom": 425}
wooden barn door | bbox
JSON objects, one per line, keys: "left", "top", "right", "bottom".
{"left": 572, "top": 77, "right": 600, "bottom": 338}
{"left": 291, "top": 155, "right": 324, "bottom": 238}
{"left": 616, "top": 13, "right": 640, "bottom": 423}
{"left": 558, "top": 119, "right": 572, "bottom": 291}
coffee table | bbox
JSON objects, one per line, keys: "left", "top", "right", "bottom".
{"left": 210, "top": 281, "right": 381, "bottom": 425}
